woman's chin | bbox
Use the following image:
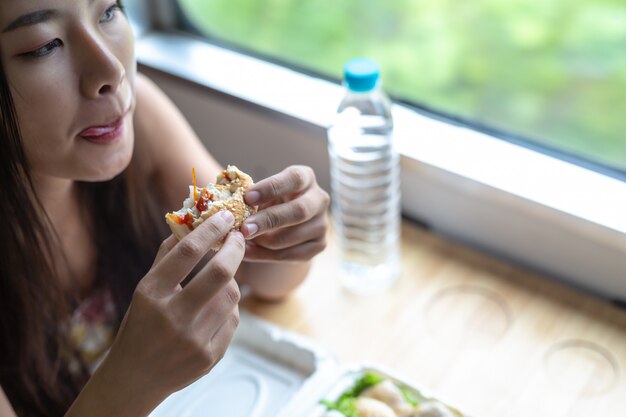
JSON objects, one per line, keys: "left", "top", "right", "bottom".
{"left": 80, "top": 137, "right": 135, "bottom": 181}
{"left": 89, "top": 152, "right": 133, "bottom": 181}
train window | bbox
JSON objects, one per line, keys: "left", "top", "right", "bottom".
{"left": 176, "top": 0, "right": 626, "bottom": 177}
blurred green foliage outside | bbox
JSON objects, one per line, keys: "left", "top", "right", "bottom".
{"left": 178, "top": 0, "right": 626, "bottom": 173}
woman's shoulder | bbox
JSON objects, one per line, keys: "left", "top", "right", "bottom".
{"left": 131, "top": 73, "right": 170, "bottom": 177}
{"left": 131, "top": 72, "right": 223, "bottom": 209}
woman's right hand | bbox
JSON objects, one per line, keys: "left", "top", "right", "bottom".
{"left": 74, "top": 210, "right": 245, "bottom": 416}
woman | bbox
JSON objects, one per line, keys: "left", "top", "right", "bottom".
{"left": 0, "top": 1, "right": 329, "bottom": 416}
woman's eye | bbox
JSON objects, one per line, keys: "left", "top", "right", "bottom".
{"left": 23, "top": 39, "right": 63, "bottom": 58}
{"left": 100, "top": 4, "right": 124, "bottom": 23}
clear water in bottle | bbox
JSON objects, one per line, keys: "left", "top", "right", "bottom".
{"left": 327, "top": 58, "right": 401, "bottom": 294}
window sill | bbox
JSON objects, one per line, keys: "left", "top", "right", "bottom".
{"left": 135, "top": 31, "right": 626, "bottom": 302}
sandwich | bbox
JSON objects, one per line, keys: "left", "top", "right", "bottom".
{"left": 165, "top": 165, "right": 257, "bottom": 248}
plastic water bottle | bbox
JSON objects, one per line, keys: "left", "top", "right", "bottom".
{"left": 327, "top": 58, "right": 401, "bottom": 294}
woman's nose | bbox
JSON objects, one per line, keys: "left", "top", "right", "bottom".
{"left": 79, "top": 31, "right": 125, "bottom": 98}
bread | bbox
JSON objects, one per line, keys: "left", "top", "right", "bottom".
{"left": 165, "top": 165, "right": 257, "bottom": 249}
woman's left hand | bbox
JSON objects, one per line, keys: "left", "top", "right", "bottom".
{"left": 240, "top": 165, "right": 329, "bottom": 262}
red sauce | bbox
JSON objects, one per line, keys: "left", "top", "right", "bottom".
{"left": 183, "top": 213, "right": 194, "bottom": 230}
{"left": 222, "top": 170, "right": 231, "bottom": 181}
{"left": 196, "top": 196, "right": 208, "bottom": 212}
{"left": 196, "top": 189, "right": 214, "bottom": 212}
{"left": 172, "top": 212, "right": 195, "bottom": 230}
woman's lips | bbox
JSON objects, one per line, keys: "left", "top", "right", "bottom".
{"left": 79, "top": 116, "right": 125, "bottom": 144}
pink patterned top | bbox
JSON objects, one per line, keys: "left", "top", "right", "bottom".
{"left": 67, "top": 289, "right": 118, "bottom": 375}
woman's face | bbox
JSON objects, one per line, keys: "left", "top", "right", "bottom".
{"left": 0, "top": 0, "right": 136, "bottom": 182}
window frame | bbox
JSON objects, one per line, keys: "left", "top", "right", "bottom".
{"left": 127, "top": 0, "right": 626, "bottom": 303}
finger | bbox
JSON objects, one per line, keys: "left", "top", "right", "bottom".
{"left": 188, "top": 307, "right": 240, "bottom": 376}
{"left": 204, "top": 310, "right": 240, "bottom": 372}
{"left": 150, "top": 211, "right": 235, "bottom": 291}
{"left": 193, "top": 280, "right": 241, "bottom": 340}
{"left": 242, "top": 190, "right": 326, "bottom": 239}
{"left": 243, "top": 237, "right": 326, "bottom": 263}
{"left": 250, "top": 213, "right": 328, "bottom": 250}
{"left": 178, "top": 231, "right": 246, "bottom": 311}
{"left": 244, "top": 165, "right": 314, "bottom": 207}
{"left": 151, "top": 235, "right": 179, "bottom": 267}
{"left": 211, "top": 308, "right": 240, "bottom": 346}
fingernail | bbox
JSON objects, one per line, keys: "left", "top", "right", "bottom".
{"left": 243, "top": 223, "right": 259, "bottom": 239}
{"left": 218, "top": 210, "right": 234, "bottom": 223}
{"left": 246, "top": 191, "right": 260, "bottom": 205}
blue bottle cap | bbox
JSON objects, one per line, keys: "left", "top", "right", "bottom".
{"left": 343, "top": 58, "right": 380, "bottom": 92}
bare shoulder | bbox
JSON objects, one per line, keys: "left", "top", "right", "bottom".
{"left": 132, "top": 72, "right": 223, "bottom": 209}
{"left": 131, "top": 73, "right": 173, "bottom": 175}
{"left": 0, "top": 387, "right": 17, "bottom": 417}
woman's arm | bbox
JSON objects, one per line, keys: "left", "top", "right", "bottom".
{"left": 1, "top": 362, "right": 161, "bottom": 417}
{"left": 236, "top": 257, "right": 312, "bottom": 301}
{"left": 65, "top": 365, "right": 162, "bottom": 417}
{"left": 237, "top": 166, "right": 329, "bottom": 300}
{"left": 132, "top": 73, "right": 223, "bottom": 208}
{"left": 2, "top": 216, "right": 245, "bottom": 417}
{"left": 65, "top": 217, "right": 244, "bottom": 417}
{"left": 133, "top": 74, "right": 329, "bottom": 300}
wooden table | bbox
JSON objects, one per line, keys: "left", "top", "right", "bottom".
{"left": 241, "top": 219, "right": 626, "bottom": 417}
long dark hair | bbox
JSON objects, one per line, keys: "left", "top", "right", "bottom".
{"left": 0, "top": 56, "right": 167, "bottom": 417}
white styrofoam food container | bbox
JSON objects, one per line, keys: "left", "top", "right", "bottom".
{"left": 149, "top": 312, "right": 336, "bottom": 417}
{"left": 149, "top": 313, "right": 468, "bottom": 417}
